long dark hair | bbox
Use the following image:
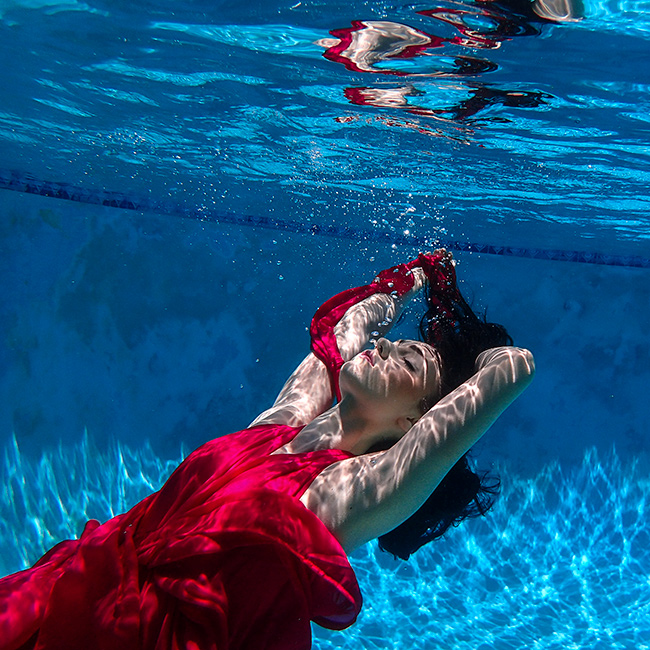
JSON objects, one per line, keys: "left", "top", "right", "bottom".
{"left": 378, "top": 258, "right": 511, "bottom": 560}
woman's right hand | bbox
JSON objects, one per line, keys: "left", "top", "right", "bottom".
{"left": 410, "top": 266, "right": 427, "bottom": 294}
{"left": 334, "top": 257, "right": 433, "bottom": 360}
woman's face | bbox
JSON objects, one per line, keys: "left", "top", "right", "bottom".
{"left": 339, "top": 338, "right": 441, "bottom": 424}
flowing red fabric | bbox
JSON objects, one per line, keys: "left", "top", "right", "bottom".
{"left": 310, "top": 252, "right": 457, "bottom": 401}
{"left": 0, "top": 426, "right": 359, "bottom": 650}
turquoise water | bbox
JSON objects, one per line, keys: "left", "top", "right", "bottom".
{"left": 1, "top": 0, "right": 650, "bottom": 647}
{"left": 1, "top": 0, "right": 650, "bottom": 256}
{"left": 2, "top": 433, "right": 649, "bottom": 648}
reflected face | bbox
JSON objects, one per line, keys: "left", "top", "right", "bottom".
{"left": 339, "top": 338, "right": 441, "bottom": 422}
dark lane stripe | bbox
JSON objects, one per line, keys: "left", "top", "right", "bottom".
{"left": 1, "top": 169, "right": 648, "bottom": 269}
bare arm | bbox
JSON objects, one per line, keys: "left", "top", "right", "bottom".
{"left": 250, "top": 269, "right": 426, "bottom": 427}
{"left": 302, "top": 346, "right": 535, "bottom": 550}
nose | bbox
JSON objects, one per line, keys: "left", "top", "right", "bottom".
{"left": 375, "top": 338, "right": 393, "bottom": 360}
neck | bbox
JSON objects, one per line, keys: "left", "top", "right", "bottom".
{"left": 295, "top": 398, "right": 396, "bottom": 455}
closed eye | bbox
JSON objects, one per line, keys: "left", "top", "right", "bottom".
{"left": 403, "top": 358, "right": 416, "bottom": 371}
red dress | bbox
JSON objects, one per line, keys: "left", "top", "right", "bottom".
{"left": 0, "top": 253, "right": 453, "bottom": 650}
{"left": 0, "top": 426, "right": 358, "bottom": 650}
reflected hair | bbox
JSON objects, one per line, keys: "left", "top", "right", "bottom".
{"left": 378, "top": 269, "right": 512, "bottom": 560}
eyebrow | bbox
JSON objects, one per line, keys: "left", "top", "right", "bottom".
{"left": 400, "top": 341, "right": 436, "bottom": 362}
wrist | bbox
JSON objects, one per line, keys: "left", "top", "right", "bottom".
{"left": 410, "top": 267, "right": 427, "bottom": 293}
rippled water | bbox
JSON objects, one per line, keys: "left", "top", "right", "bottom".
{"left": 2, "top": 437, "right": 648, "bottom": 648}
{"left": 1, "top": 2, "right": 649, "bottom": 648}
{"left": 1, "top": 0, "right": 649, "bottom": 254}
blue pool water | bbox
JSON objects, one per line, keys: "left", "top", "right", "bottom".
{"left": 1, "top": 0, "right": 650, "bottom": 647}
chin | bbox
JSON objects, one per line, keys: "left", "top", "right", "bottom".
{"left": 339, "top": 360, "right": 375, "bottom": 402}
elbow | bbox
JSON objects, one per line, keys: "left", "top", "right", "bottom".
{"left": 514, "top": 347, "right": 535, "bottom": 386}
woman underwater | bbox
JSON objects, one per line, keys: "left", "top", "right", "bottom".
{"left": 0, "top": 250, "right": 534, "bottom": 650}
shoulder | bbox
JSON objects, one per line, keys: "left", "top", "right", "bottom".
{"left": 249, "top": 353, "right": 335, "bottom": 428}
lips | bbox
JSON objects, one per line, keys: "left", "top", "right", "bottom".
{"left": 361, "top": 350, "right": 375, "bottom": 366}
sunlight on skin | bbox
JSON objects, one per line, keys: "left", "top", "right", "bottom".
{"left": 271, "top": 336, "right": 441, "bottom": 458}
{"left": 304, "top": 346, "right": 535, "bottom": 552}
{"left": 336, "top": 338, "right": 441, "bottom": 448}
{"left": 250, "top": 267, "right": 427, "bottom": 435}
{"left": 250, "top": 257, "right": 534, "bottom": 554}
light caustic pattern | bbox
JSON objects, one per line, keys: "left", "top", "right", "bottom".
{"left": 1, "top": 438, "right": 648, "bottom": 649}
{"left": 320, "top": 450, "right": 650, "bottom": 650}
{"left": 0, "top": 433, "right": 182, "bottom": 574}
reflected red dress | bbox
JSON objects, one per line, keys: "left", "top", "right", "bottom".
{"left": 0, "top": 253, "right": 452, "bottom": 650}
